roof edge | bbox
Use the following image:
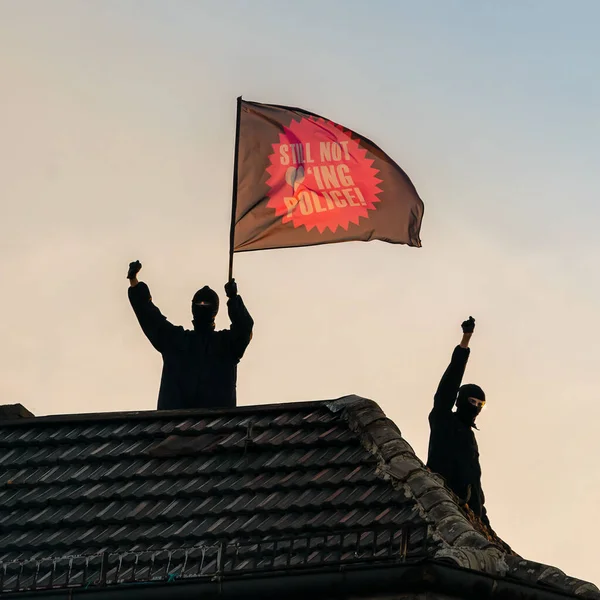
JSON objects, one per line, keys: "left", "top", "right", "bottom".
{"left": 1, "top": 560, "right": 595, "bottom": 600}
{"left": 0, "top": 399, "right": 340, "bottom": 427}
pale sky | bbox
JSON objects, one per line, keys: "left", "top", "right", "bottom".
{"left": 1, "top": 0, "right": 599, "bottom": 586}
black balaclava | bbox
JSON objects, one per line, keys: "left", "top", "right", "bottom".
{"left": 456, "top": 383, "right": 485, "bottom": 427}
{"left": 191, "top": 286, "right": 219, "bottom": 331}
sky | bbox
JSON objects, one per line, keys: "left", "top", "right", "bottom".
{"left": 1, "top": 0, "right": 600, "bottom": 586}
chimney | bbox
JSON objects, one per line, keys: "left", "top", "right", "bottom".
{"left": 0, "top": 404, "right": 34, "bottom": 420}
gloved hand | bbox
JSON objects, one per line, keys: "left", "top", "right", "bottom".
{"left": 127, "top": 260, "right": 142, "bottom": 280}
{"left": 461, "top": 316, "right": 475, "bottom": 334}
{"left": 224, "top": 279, "right": 238, "bottom": 298}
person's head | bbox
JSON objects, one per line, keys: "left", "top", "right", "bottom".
{"left": 191, "top": 286, "right": 219, "bottom": 329}
{"left": 456, "top": 383, "right": 486, "bottom": 425}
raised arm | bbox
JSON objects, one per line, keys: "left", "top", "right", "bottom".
{"left": 127, "top": 261, "right": 179, "bottom": 352}
{"left": 224, "top": 279, "right": 254, "bottom": 360}
{"left": 432, "top": 317, "right": 475, "bottom": 414}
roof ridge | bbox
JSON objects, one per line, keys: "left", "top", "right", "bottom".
{"left": 325, "top": 395, "right": 508, "bottom": 575}
{"left": 0, "top": 400, "right": 334, "bottom": 427}
{"left": 326, "top": 395, "right": 600, "bottom": 599}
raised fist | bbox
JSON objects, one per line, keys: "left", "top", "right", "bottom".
{"left": 461, "top": 316, "right": 475, "bottom": 334}
{"left": 224, "top": 279, "right": 238, "bottom": 298}
{"left": 127, "top": 260, "right": 142, "bottom": 280}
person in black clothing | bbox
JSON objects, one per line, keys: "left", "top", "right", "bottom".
{"left": 427, "top": 316, "right": 490, "bottom": 528}
{"left": 127, "top": 260, "right": 254, "bottom": 410}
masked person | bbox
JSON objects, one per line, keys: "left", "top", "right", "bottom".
{"left": 427, "top": 316, "right": 491, "bottom": 528}
{"left": 126, "top": 260, "right": 253, "bottom": 410}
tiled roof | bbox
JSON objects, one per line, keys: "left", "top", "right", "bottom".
{"left": 0, "top": 395, "right": 597, "bottom": 598}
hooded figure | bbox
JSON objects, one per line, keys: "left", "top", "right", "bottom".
{"left": 127, "top": 261, "right": 253, "bottom": 410}
{"left": 426, "top": 317, "right": 491, "bottom": 528}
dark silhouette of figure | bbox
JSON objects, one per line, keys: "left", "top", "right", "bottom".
{"left": 127, "top": 261, "right": 253, "bottom": 410}
{"left": 427, "top": 316, "right": 490, "bottom": 528}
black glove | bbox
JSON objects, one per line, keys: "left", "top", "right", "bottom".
{"left": 461, "top": 316, "right": 475, "bottom": 334}
{"left": 224, "top": 279, "right": 238, "bottom": 298}
{"left": 127, "top": 260, "right": 142, "bottom": 280}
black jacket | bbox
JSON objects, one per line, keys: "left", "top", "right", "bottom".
{"left": 427, "top": 345, "right": 490, "bottom": 527}
{"left": 128, "top": 282, "right": 254, "bottom": 410}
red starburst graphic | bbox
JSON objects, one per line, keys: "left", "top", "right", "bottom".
{"left": 266, "top": 117, "right": 382, "bottom": 234}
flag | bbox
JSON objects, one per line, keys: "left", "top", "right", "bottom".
{"left": 232, "top": 99, "right": 424, "bottom": 254}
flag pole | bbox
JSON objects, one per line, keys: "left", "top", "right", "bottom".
{"left": 228, "top": 96, "right": 243, "bottom": 282}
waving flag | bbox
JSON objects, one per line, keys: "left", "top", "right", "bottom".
{"left": 230, "top": 99, "right": 424, "bottom": 257}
